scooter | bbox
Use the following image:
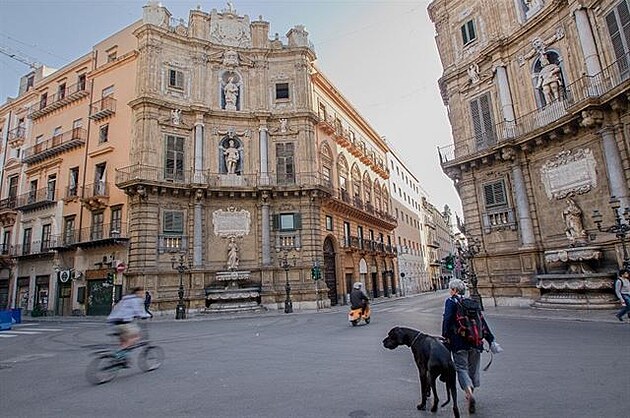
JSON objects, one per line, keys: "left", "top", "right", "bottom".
{"left": 348, "top": 304, "right": 371, "bottom": 326}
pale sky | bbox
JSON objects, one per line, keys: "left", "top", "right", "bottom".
{"left": 0, "top": 0, "right": 460, "bottom": 217}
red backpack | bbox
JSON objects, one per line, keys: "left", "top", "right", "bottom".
{"left": 453, "top": 297, "right": 485, "bottom": 347}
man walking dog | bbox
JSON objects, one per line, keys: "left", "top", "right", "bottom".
{"left": 442, "top": 279, "right": 502, "bottom": 414}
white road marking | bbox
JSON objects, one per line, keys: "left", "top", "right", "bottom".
{"left": 1, "top": 330, "right": 40, "bottom": 335}
{"left": 0, "top": 334, "right": 18, "bottom": 338}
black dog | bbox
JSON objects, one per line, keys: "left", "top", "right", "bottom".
{"left": 383, "top": 326, "right": 459, "bottom": 418}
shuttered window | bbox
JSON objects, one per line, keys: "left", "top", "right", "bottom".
{"left": 272, "top": 213, "right": 302, "bottom": 231}
{"left": 163, "top": 211, "right": 184, "bottom": 234}
{"left": 276, "top": 143, "right": 295, "bottom": 184}
{"left": 165, "top": 135, "right": 185, "bottom": 180}
{"left": 168, "top": 69, "right": 184, "bottom": 89}
{"left": 470, "top": 93, "right": 496, "bottom": 150}
{"left": 483, "top": 180, "right": 507, "bottom": 208}
{"left": 606, "top": 1, "right": 630, "bottom": 77}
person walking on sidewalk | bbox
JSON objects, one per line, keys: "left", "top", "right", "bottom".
{"left": 144, "top": 290, "right": 153, "bottom": 318}
{"left": 614, "top": 268, "right": 630, "bottom": 322}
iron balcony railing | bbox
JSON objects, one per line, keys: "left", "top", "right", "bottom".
{"left": 8, "top": 126, "right": 26, "bottom": 143}
{"left": 14, "top": 187, "right": 57, "bottom": 211}
{"left": 89, "top": 96, "right": 116, "bottom": 121}
{"left": 0, "top": 197, "right": 17, "bottom": 210}
{"left": 50, "top": 223, "right": 128, "bottom": 249}
{"left": 83, "top": 181, "right": 109, "bottom": 199}
{"left": 115, "top": 164, "right": 397, "bottom": 225}
{"left": 12, "top": 240, "right": 55, "bottom": 257}
{"left": 28, "top": 80, "right": 90, "bottom": 119}
{"left": 438, "top": 53, "right": 630, "bottom": 165}
{"left": 22, "top": 127, "right": 87, "bottom": 164}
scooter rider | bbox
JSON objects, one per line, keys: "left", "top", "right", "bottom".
{"left": 350, "top": 282, "right": 369, "bottom": 314}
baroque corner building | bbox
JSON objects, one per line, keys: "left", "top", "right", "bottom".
{"left": 0, "top": 3, "right": 398, "bottom": 316}
{"left": 429, "top": 0, "right": 630, "bottom": 307}
{"left": 114, "top": 3, "right": 399, "bottom": 313}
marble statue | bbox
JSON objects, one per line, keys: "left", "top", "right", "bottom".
{"left": 227, "top": 237, "right": 239, "bottom": 270}
{"left": 223, "top": 76, "right": 239, "bottom": 111}
{"left": 171, "top": 109, "right": 181, "bottom": 125}
{"left": 536, "top": 53, "right": 562, "bottom": 105}
{"left": 467, "top": 63, "right": 480, "bottom": 84}
{"left": 224, "top": 139, "right": 240, "bottom": 174}
{"left": 562, "top": 197, "right": 588, "bottom": 247}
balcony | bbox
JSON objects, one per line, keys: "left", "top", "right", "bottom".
{"left": 80, "top": 182, "right": 110, "bottom": 211}
{"left": 89, "top": 96, "right": 116, "bottom": 121}
{"left": 12, "top": 240, "right": 55, "bottom": 258}
{"left": 438, "top": 53, "right": 630, "bottom": 168}
{"left": 14, "top": 187, "right": 57, "bottom": 211}
{"left": 22, "top": 127, "right": 87, "bottom": 165}
{"left": 75, "top": 223, "right": 129, "bottom": 249}
{"left": 482, "top": 207, "right": 517, "bottom": 233}
{"left": 28, "top": 80, "right": 90, "bottom": 120}
{"left": 7, "top": 126, "right": 26, "bottom": 147}
{"left": 0, "top": 197, "right": 17, "bottom": 226}
{"left": 158, "top": 234, "right": 188, "bottom": 254}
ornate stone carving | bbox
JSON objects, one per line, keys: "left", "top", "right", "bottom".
{"left": 580, "top": 109, "right": 604, "bottom": 127}
{"left": 209, "top": 8, "right": 252, "bottom": 48}
{"left": 212, "top": 207, "right": 251, "bottom": 237}
{"left": 540, "top": 148, "right": 597, "bottom": 199}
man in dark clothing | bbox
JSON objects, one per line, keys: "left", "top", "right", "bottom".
{"left": 442, "top": 279, "right": 502, "bottom": 414}
{"left": 144, "top": 291, "right": 153, "bottom": 318}
{"left": 350, "top": 282, "right": 369, "bottom": 314}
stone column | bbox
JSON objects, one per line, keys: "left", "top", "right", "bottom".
{"left": 261, "top": 192, "right": 271, "bottom": 265}
{"left": 574, "top": 7, "right": 602, "bottom": 77}
{"left": 193, "top": 191, "right": 203, "bottom": 267}
{"left": 512, "top": 163, "right": 535, "bottom": 247}
{"left": 494, "top": 64, "right": 516, "bottom": 139}
{"left": 600, "top": 127, "right": 630, "bottom": 210}
{"left": 503, "top": 148, "right": 535, "bottom": 247}
{"left": 194, "top": 122, "right": 205, "bottom": 183}
{"left": 259, "top": 126, "right": 269, "bottom": 185}
{"left": 494, "top": 65, "right": 515, "bottom": 123}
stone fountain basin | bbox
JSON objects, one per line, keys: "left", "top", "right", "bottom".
{"left": 536, "top": 273, "right": 614, "bottom": 290}
{"left": 543, "top": 246, "right": 602, "bottom": 264}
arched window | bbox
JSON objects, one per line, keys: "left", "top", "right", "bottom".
{"left": 374, "top": 180, "right": 382, "bottom": 212}
{"left": 351, "top": 164, "right": 362, "bottom": 205}
{"left": 321, "top": 143, "right": 333, "bottom": 188}
{"left": 362, "top": 172, "right": 372, "bottom": 210}
{"left": 337, "top": 154, "right": 349, "bottom": 202}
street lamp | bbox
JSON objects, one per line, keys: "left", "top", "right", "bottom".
{"left": 592, "top": 195, "right": 630, "bottom": 269}
{"left": 277, "top": 249, "right": 297, "bottom": 313}
{"left": 456, "top": 236, "right": 483, "bottom": 310}
{"left": 171, "top": 254, "right": 190, "bottom": 320}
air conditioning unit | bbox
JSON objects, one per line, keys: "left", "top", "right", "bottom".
{"left": 59, "top": 270, "right": 71, "bottom": 283}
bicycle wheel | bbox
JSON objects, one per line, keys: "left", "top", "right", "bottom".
{"left": 86, "top": 354, "right": 119, "bottom": 385}
{"left": 138, "top": 345, "right": 164, "bottom": 372}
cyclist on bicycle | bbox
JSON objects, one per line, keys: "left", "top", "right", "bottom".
{"left": 107, "top": 286, "right": 150, "bottom": 365}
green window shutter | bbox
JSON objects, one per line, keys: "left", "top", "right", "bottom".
{"left": 272, "top": 214, "right": 279, "bottom": 230}
{"left": 294, "top": 213, "right": 302, "bottom": 229}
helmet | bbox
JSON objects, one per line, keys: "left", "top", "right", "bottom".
{"left": 353, "top": 282, "right": 362, "bottom": 290}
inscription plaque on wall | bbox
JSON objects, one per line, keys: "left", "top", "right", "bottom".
{"left": 540, "top": 148, "right": 597, "bottom": 200}
{"left": 212, "top": 207, "right": 251, "bottom": 237}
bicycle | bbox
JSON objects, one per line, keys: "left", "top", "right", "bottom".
{"left": 86, "top": 320, "right": 164, "bottom": 385}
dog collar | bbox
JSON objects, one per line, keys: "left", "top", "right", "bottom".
{"left": 409, "top": 331, "right": 421, "bottom": 347}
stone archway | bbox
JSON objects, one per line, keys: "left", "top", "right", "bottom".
{"left": 323, "top": 236, "right": 338, "bottom": 306}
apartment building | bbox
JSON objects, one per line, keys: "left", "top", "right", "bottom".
{"left": 387, "top": 149, "right": 431, "bottom": 295}
{"left": 430, "top": 0, "right": 630, "bottom": 306}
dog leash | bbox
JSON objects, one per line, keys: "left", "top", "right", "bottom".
{"left": 409, "top": 331, "right": 422, "bottom": 348}
{"left": 482, "top": 343, "right": 493, "bottom": 371}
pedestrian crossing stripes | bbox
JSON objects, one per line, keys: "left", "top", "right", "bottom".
{"left": 0, "top": 324, "right": 63, "bottom": 339}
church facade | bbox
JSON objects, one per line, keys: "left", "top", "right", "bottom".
{"left": 429, "top": 0, "right": 630, "bottom": 306}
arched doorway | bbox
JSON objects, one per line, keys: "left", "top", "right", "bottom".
{"left": 323, "top": 237, "right": 338, "bottom": 306}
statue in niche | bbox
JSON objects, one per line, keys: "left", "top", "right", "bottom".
{"left": 226, "top": 236, "right": 239, "bottom": 270}
{"left": 524, "top": 0, "right": 544, "bottom": 17}
{"left": 562, "top": 197, "right": 588, "bottom": 247}
{"left": 280, "top": 118, "right": 288, "bottom": 133}
{"left": 223, "top": 75, "right": 239, "bottom": 111}
{"left": 224, "top": 139, "right": 240, "bottom": 174}
{"left": 467, "top": 63, "right": 480, "bottom": 84}
{"left": 171, "top": 109, "right": 181, "bottom": 125}
{"left": 536, "top": 53, "right": 562, "bottom": 105}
